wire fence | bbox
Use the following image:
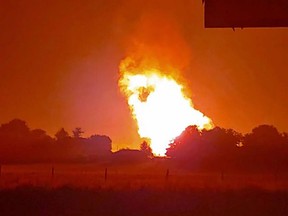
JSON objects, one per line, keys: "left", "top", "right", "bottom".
{"left": 0, "top": 163, "right": 288, "bottom": 190}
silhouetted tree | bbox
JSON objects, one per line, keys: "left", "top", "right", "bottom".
{"left": 166, "top": 125, "right": 243, "bottom": 170}
{"left": 72, "top": 127, "right": 84, "bottom": 139}
{"left": 55, "top": 128, "right": 70, "bottom": 141}
{"left": 30, "top": 129, "right": 46, "bottom": 137}
{"left": 0, "top": 119, "right": 30, "bottom": 138}
{"left": 0, "top": 119, "right": 56, "bottom": 163}
{"left": 201, "top": 127, "right": 243, "bottom": 170}
{"left": 283, "top": 132, "right": 288, "bottom": 145}
{"left": 140, "top": 140, "right": 153, "bottom": 158}
{"left": 166, "top": 125, "right": 202, "bottom": 160}
{"left": 0, "top": 119, "right": 116, "bottom": 163}
{"left": 242, "top": 125, "right": 287, "bottom": 171}
{"left": 30, "top": 129, "right": 53, "bottom": 144}
{"left": 243, "top": 125, "right": 285, "bottom": 147}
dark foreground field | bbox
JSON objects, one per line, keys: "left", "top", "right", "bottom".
{"left": 1, "top": 163, "right": 288, "bottom": 215}
{"left": 0, "top": 186, "right": 288, "bottom": 216}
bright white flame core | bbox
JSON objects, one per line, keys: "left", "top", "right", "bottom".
{"left": 120, "top": 71, "right": 213, "bottom": 156}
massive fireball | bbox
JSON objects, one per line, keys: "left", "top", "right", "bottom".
{"left": 119, "top": 58, "right": 213, "bottom": 156}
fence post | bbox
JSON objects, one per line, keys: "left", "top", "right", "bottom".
{"left": 104, "top": 168, "right": 108, "bottom": 182}
{"left": 165, "top": 169, "right": 169, "bottom": 181}
{"left": 221, "top": 171, "right": 224, "bottom": 182}
{"left": 51, "top": 166, "right": 55, "bottom": 179}
{"left": 274, "top": 171, "right": 278, "bottom": 189}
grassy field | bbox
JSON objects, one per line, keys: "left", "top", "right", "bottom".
{"left": 1, "top": 162, "right": 288, "bottom": 190}
{"left": 0, "top": 162, "right": 288, "bottom": 215}
{"left": 0, "top": 185, "right": 288, "bottom": 216}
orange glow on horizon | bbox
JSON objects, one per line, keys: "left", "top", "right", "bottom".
{"left": 119, "top": 58, "right": 213, "bottom": 156}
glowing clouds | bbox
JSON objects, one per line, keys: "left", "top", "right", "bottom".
{"left": 119, "top": 60, "right": 213, "bottom": 156}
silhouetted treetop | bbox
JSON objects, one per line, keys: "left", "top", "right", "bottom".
{"left": 140, "top": 140, "right": 153, "bottom": 158}
{"left": 166, "top": 125, "right": 202, "bottom": 159}
{"left": 166, "top": 125, "right": 243, "bottom": 170}
{"left": 72, "top": 127, "right": 84, "bottom": 139}
{"left": 55, "top": 128, "right": 70, "bottom": 141}
{"left": 201, "top": 127, "right": 242, "bottom": 149}
{"left": 0, "top": 119, "right": 114, "bottom": 163}
{"left": 243, "top": 124, "right": 285, "bottom": 147}
{"left": 0, "top": 119, "right": 30, "bottom": 137}
{"left": 31, "top": 129, "right": 47, "bottom": 137}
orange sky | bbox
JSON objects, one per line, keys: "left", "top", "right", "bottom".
{"left": 1, "top": 0, "right": 288, "bottom": 150}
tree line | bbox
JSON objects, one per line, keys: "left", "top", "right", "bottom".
{"left": 167, "top": 125, "right": 288, "bottom": 172}
{"left": 1, "top": 118, "right": 288, "bottom": 172}
{"left": 0, "top": 119, "right": 112, "bottom": 163}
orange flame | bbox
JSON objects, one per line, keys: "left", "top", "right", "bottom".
{"left": 119, "top": 57, "right": 213, "bottom": 156}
